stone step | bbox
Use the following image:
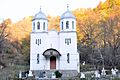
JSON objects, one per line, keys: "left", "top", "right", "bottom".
{"left": 60, "top": 70, "right": 78, "bottom": 77}
{"left": 33, "top": 70, "right": 78, "bottom": 79}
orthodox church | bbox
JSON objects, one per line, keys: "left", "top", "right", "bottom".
{"left": 30, "top": 6, "right": 79, "bottom": 77}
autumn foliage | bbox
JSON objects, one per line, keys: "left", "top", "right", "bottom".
{"left": 1, "top": 0, "right": 120, "bottom": 70}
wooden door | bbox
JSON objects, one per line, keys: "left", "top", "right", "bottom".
{"left": 50, "top": 56, "right": 56, "bottom": 69}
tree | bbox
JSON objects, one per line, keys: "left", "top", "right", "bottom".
{"left": 21, "top": 36, "right": 30, "bottom": 65}
{"left": 76, "top": 9, "right": 100, "bottom": 65}
{"left": 97, "top": 0, "right": 120, "bottom": 67}
{"left": 0, "top": 20, "right": 10, "bottom": 53}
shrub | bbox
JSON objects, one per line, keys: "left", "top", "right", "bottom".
{"left": 80, "top": 78, "right": 87, "bottom": 80}
{"left": 54, "top": 70, "right": 62, "bottom": 78}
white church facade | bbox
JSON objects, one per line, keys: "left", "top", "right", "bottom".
{"left": 30, "top": 7, "right": 79, "bottom": 77}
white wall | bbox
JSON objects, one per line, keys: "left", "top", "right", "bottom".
{"left": 59, "top": 32, "right": 78, "bottom": 70}
{"left": 30, "top": 32, "right": 48, "bottom": 70}
{"left": 30, "top": 30, "right": 60, "bottom": 70}
{"left": 30, "top": 25, "right": 79, "bottom": 72}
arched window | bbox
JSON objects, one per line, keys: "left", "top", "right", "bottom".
{"left": 66, "top": 21, "right": 69, "bottom": 29}
{"left": 72, "top": 21, "right": 74, "bottom": 29}
{"left": 37, "top": 54, "right": 39, "bottom": 64}
{"left": 43, "top": 22, "right": 45, "bottom": 30}
{"left": 65, "top": 38, "right": 71, "bottom": 45}
{"left": 67, "top": 53, "right": 70, "bottom": 63}
{"left": 36, "top": 39, "right": 41, "bottom": 46}
{"left": 33, "top": 22, "right": 35, "bottom": 30}
{"left": 37, "top": 22, "right": 40, "bottom": 30}
{"left": 61, "top": 22, "right": 63, "bottom": 30}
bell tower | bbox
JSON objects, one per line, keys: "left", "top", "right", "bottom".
{"left": 32, "top": 7, "right": 48, "bottom": 32}
{"left": 60, "top": 5, "right": 76, "bottom": 32}
{"left": 59, "top": 5, "right": 79, "bottom": 71}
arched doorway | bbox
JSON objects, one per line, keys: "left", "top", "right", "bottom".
{"left": 43, "top": 48, "right": 61, "bottom": 70}
{"left": 50, "top": 56, "right": 56, "bottom": 69}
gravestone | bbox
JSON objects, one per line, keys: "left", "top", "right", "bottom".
{"left": 101, "top": 67, "right": 106, "bottom": 76}
{"left": 28, "top": 70, "right": 33, "bottom": 77}
{"left": 51, "top": 72, "right": 56, "bottom": 78}
{"left": 80, "top": 72, "right": 85, "bottom": 78}
{"left": 19, "top": 71, "right": 22, "bottom": 79}
{"left": 111, "top": 68, "right": 118, "bottom": 76}
{"left": 111, "top": 68, "right": 116, "bottom": 76}
{"left": 95, "top": 70, "right": 100, "bottom": 78}
{"left": 114, "top": 68, "right": 118, "bottom": 74}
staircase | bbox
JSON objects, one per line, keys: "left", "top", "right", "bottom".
{"left": 33, "top": 70, "right": 78, "bottom": 79}
{"left": 60, "top": 70, "right": 78, "bottom": 77}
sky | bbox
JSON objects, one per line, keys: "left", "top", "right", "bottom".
{"left": 0, "top": 0, "right": 106, "bottom": 23}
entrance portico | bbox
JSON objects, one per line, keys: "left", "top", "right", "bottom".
{"left": 43, "top": 49, "right": 61, "bottom": 70}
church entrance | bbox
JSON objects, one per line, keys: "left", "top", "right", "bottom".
{"left": 50, "top": 56, "right": 56, "bottom": 69}
{"left": 43, "top": 48, "right": 61, "bottom": 70}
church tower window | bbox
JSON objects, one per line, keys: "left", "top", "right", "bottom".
{"left": 61, "top": 22, "right": 63, "bottom": 30}
{"left": 43, "top": 22, "right": 45, "bottom": 30}
{"left": 37, "top": 22, "right": 40, "bottom": 29}
{"left": 72, "top": 21, "right": 74, "bottom": 29}
{"left": 66, "top": 21, "right": 69, "bottom": 29}
{"left": 65, "top": 38, "right": 71, "bottom": 45}
{"left": 37, "top": 54, "right": 39, "bottom": 64}
{"left": 33, "top": 22, "right": 35, "bottom": 30}
{"left": 36, "top": 39, "right": 41, "bottom": 45}
{"left": 67, "top": 53, "right": 70, "bottom": 63}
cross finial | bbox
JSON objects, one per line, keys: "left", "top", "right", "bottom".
{"left": 40, "top": 6, "right": 41, "bottom": 11}
{"left": 67, "top": 4, "right": 69, "bottom": 11}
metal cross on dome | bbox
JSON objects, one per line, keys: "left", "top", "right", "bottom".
{"left": 40, "top": 6, "right": 41, "bottom": 11}
{"left": 67, "top": 4, "right": 69, "bottom": 11}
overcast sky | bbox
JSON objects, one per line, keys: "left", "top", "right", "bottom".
{"left": 0, "top": 0, "right": 106, "bottom": 22}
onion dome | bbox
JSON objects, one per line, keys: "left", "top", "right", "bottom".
{"left": 33, "top": 8, "right": 47, "bottom": 21}
{"left": 60, "top": 5, "right": 75, "bottom": 20}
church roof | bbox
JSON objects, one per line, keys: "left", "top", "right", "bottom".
{"left": 33, "top": 9, "right": 47, "bottom": 21}
{"left": 60, "top": 10, "right": 76, "bottom": 20}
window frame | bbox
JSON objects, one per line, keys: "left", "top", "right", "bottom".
{"left": 36, "top": 39, "right": 41, "bottom": 45}
{"left": 72, "top": 21, "right": 74, "bottom": 29}
{"left": 37, "top": 22, "right": 40, "bottom": 30}
{"left": 33, "top": 22, "right": 35, "bottom": 30}
{"left": 61, "top": 22, "right": 63, "bottom": 30}
{"left": 43, "top": 22, "right": 45, "bottom": 30}
{"left": 66, "top": 21, "right": 69, "bottom": 29}
{"left": 37, "top": 54, "right": 39, "bottom": 64}
{"left": 65, "top": 38, "right": 71, "bottom": 45}
{"left": 67, "top": 53, "right": 70, "bottom": 63}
